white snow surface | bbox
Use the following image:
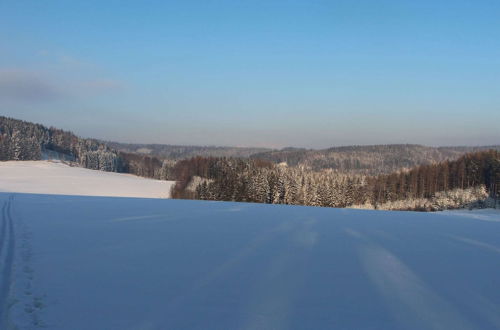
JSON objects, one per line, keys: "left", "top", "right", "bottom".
{"left": 0, "top": 161, "right": 174, "bottom": 198}
{"left": 1, "top": 192, "right": 499, "bottom": 330}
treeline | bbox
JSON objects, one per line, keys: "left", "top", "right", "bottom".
{"left": 367, "top": 150, "right": 500, "bottom": 206}
{"left": 171, "top": 150, "right": 500, "bottom": 211}
{"left": 171, "top": 157, "right": 368, "bottom": 207}
{"left": 0, "top": 116, "right": 123, "bottom": 171}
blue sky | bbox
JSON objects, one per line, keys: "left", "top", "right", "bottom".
{"left": 1, "top": 0, "right": 499, "bottom": 148}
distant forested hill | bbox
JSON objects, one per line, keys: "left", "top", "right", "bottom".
{"left": 251, "top": 144, "right": 500, "bottom": 175}
{"left": 105, "top": 141, "right": 272, "bottom": 160}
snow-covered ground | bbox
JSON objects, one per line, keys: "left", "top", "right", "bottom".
{"left": 0, "top": 161, "right": 175, "bottom": 198}
{"left": 1, "top": 192, "right": 499, "bottom": 330}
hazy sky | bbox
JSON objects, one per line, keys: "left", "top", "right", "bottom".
{"left": 1, "top": 0, "right": 499, "bottom": 148}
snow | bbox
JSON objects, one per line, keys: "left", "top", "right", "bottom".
{"left": 440, "top": 208, "right": 500, "bottom": 222}
{"left": 1, "top": 191, "right": 499, "bottom": 330}
{"left": 0, "top": 161, "right": 175, "bottom": 198}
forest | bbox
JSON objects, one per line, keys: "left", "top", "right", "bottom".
{"left": 1, "top": 116, "right": 498, "bottom": 211}
{"left": 171, "top": 151, "right": 500, "bottom": 211}
{"left": 0, "top": 116, "right": 122, "bottom": 171}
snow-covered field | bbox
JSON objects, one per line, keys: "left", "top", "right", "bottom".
{"left": 0, "top": 161, "right": 175, "bottom": 198}
{"left": 1, "top": 192, "right": 499, "bottom": 330}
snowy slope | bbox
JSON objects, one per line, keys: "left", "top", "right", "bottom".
{"left": 0, "top": 161, "right": 174, "bottom": 198}
{"left": 1, "top": 193, "right": 499, "bottom": 329}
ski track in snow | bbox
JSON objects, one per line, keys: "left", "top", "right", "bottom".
{"left": 0, "top": 195, "right": 15, "bottom": 329}
{"left": 0, "top": 194, "right": 43, "bottom": 329}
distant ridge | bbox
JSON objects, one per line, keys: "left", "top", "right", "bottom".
{"left": 105, "top": 141, "right": 272, "bottom": 160}
{"left": 250, "top": 144, "right": 500, "bottom": 175}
